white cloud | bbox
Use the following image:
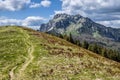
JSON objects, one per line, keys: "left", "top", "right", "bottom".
{"left": 29, "top": 2, "right": 41, "bottom": 8}
{"left": 0, "top": 0, "right": 52, "bottom": 11}
{"left": 0, "top": 0, "right": 30, "bottom": 11}
{"left": 0, "top": 16, "right": 46, "bottom": 29}
{"left": 22, "top": 16, "right": 46, "bottom": 26}
{"left": 0, "top": 17, "right": 21, "bottom": 26}
{"left": 55, "top": 0, "right": 120, "bottom": 28}
{"left": 57, "top": 0, "right": 120, "bottom": 15}
{"left": 29, "top": 0, "right": 51, "bottom": 8}
{"left": 97, "top": 20, "right": 120, "bottom": 28}
{"left": 41, "top": 0, "right": 51, "bottom": 7}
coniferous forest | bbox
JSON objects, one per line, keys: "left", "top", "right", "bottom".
{"left": 58, "top": 33, "right": 120, "bottom": 62}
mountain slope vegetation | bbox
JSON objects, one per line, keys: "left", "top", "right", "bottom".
{"left": 0, "top": 26, "right": 120, "bottom": 80}
{"left": 40, "top": 13, "right": 120, "bottom": 62}
{"left": 40, "top": 14, "right": 120, "bottom": 50}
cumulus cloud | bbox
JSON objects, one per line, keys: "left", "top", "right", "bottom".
{"left": 0, "top": 0, "right": 30, "bottom": 11}
{"left": 29, "top": 0, "right": 51, "bottom": 8}
{"left": 29, "top": 2, "right": 41, "bottom": 8}
{"left": 0, "top": 0, "right": 52, "bottom": 10}
{"left": 57, "top": 0, "right": 120, "bottom": 15}
{"left": 41, "top": 0, "right": 51, "bottom": 7}
{"left": 97, "top": 20, "right": 120, "bottom": 28}
{"left": 0, "top": 16, "right": 46, "bottom": 29}
{"left": 55, "top": 0, "right": 120, "bottom": 28}
{"left": 0, "top": 18, "right": 21, "bottom": 26}
{"left": 22, "top": 16, "right": 46, "bottom": 26}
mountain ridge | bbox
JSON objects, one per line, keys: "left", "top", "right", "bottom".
{"left": 40, "top": 13, "right": 120, "bottom": 51}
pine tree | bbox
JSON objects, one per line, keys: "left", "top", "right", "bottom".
{"left": 69, "top": 33, "right": 74, "bottom": 43}
{"left": 82, "top": 41, "right": 89, "bottom": 49}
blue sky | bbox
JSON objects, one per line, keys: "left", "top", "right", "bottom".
{"left": 0, "top": 0, "right": 61, "bottom": 19}
{"left": 0, "top": 0, "right": 120, "bottom": 29}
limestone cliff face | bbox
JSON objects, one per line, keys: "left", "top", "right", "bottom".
{"left": 40, "top": 13, "right": 120, "bottom": 51}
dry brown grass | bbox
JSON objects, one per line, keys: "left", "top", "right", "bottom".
{"left": 1, "top": 26, "right": 120, "bottom": 80}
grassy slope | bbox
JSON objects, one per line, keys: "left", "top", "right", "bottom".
{"left": 0, "top": 26, "right": 120, "bottom": 80}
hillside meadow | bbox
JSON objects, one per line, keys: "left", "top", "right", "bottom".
{"left": 0, "top": 26, "right": 120, "bottom": 80}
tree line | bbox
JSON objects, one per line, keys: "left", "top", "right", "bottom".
{"left": 58, "top": 33, "right": 120, "bottom": 62}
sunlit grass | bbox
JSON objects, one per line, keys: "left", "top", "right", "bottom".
{"left": 0, "top": 26, "right": 28, "bottom": 79}
{"left": 0, "top": 26, "right": 120, "bottom": 80}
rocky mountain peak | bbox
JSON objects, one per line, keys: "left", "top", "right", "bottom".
{"left": 53, "top": 13, "right": 83, "bottom": 20}
{"left": 40, "top": 13, "right": 120, "bottom": 52}
{"left": 40, "top": 14, "right": 120, "bottom": 42}
{"left": 53, "top": 13, "right": 70, "bottom": 19}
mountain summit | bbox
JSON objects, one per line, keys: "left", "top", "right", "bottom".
{"left": 40, "top": 14, "right": 120, "bottom": 51}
